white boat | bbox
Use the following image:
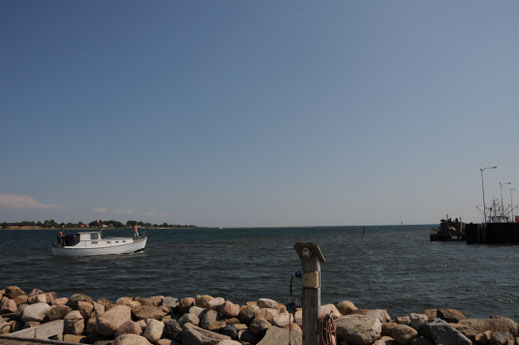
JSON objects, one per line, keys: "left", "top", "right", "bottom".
{"left": 52, "top": 231, "right": 147, "bottom": 257}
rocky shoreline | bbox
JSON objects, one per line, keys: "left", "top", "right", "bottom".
{"left": 1, "top": 286, "right": 518, "bottom": 345}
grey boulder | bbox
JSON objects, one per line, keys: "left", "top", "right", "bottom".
{"left": 97, "top": 305, "right": 132, "bottom": 336}
{"left": 132, "top": 305, "right": 168, "bottom": 320}
{"left": 67, "top": 293, "right": 93, "bottom": 309}
{"left": 114, "top": 320, "right": 143, "bottom": 338}
{"left": 182, "top": 323, "right": 230, "bottom": 345}
{"left": 163, "top": 296, "right": 179, "bottom": 310}
{"left": 421, "top": 318, "right": 471, "bottom": 345}
{"left": 46, "top": 305, "right": 72, "bottom": 321}
{"left": 392, "top": 324, "right": 418, "bottom": 345}
{"left": 63, "top": 310, "right": 84, "bottom": 335}
{"left": 143, "top": 319, "right": 164, "bottom": 343}
{"left": 114, "top": 334, "right": 152, "bottom": 345}
{"left": 335, "top": 314, "right": 382, "bottom": 345}
{"left": 409, "top": 313, "right": 428, "bottom": 331}
{"left": 22, "top": 303, "right": 51, "bottom": 322}
{"left": 164, "top": 319, "right": 182, "bottom": 342}
{"left": 490, "top": 331, "right": 514, "bottom": 345}
{"left": 366, "top": 309, "right": 391, "bottom": 323}
{"left": 178, "top": 313, "right": 200, "bottom": 327}
{"left": 459, "top": 318, "right": 519, "bottom": 337}
{"left": 257, "top": 326, "right": 302, "bottom": 345}
{"left": 249, "top": 318, "right": 271, "bottom": 338}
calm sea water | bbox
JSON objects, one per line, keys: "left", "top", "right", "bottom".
{"left": 1, "top": 225, "right": 519, "bottom": 321}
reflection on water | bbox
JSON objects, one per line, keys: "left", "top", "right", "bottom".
{"left": 1, "top": 225, "right": 518, "bottom": 320}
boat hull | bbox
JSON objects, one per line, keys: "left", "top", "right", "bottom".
{"left": 52, "top": 237, "right": 147, "bottom": 257}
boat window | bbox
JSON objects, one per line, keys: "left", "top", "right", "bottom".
{"left": 122, "top": 241, "right": 126, "bottom": 243}
{"left": 106, "top": 241, "right": 110, "bottom": 244}
{"left": 90, "top": 233, "right": 99, "bottom": 240}
{"left": 92, "top": 241, "right": 98, "bottom": 244}
{"left": 115, "top": 241, "right": 119, "bottom": 243}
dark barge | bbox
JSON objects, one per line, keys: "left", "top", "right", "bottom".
{"left": 465, "top": 222, "right": 519, "bottom": 244}
{"left": 431, "top": 221, "right": 519, "bottom": 244}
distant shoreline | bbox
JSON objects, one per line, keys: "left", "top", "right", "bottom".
{"left": 0, "top": 226, "right": 199, "bottom": 230}
{"left": 0, "top": 224, "right": 436, "bottom": 231}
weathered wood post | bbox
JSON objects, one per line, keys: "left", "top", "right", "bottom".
{"left": 295, "top": 242, "right": 326, "bottom": 345}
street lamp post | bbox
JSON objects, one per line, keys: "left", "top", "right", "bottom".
{"left": 480, "top": 166, "right": 497, "bottom": 223}
{"left": 499, "top": 182, "right": 511, "bottom": 221}
{"left": 511, "top": 188, "right": 516, "bottom": 223}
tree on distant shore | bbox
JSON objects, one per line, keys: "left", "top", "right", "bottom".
{"left": 42, "top": 219, "right": 57, "bottom": 228}
{"left": 1, "top": 219, "right": 198, "bottom": 229}
{"left": 107, "top": 220, "right": 124, "bottom": 228}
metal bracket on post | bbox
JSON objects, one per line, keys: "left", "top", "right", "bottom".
{"left": 294, "top": 242, "right": 326, "bottom": 345}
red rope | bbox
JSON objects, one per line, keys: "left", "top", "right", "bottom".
{"left": 319, "top": 313, "right": 337, "bottom": 345}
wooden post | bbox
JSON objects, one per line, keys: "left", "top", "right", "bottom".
{"left": 295, "top": 243, "right": 326, "bottom": 345}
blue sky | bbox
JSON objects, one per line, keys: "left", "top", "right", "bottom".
{"left": 1, "top": 1, "right": 518, "bottom": 227}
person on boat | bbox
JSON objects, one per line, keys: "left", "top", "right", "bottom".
{"left": 97, "top": 221, "right": 104, "bottom": 238}
{"left": 58, "top": 228, "right": 65, "bottom": 247}
{"left": 133, "top": 224, "right": 139, "bottom": 239}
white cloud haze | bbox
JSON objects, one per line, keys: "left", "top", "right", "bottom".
{"left": 114, "top": 209, "right": 135, "bottom": 215}
{"left": 93, "top": 208, "right": 134, "bottom": 215}
{"left": 0, "top": 193, "right": 62, "bottom": 210}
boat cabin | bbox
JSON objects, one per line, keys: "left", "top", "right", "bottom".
{"left": 63, "top": 231, "right": 132, "bottom": 248}
{"left": 79, "top": 232, "right": 101, "bottom": 241}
